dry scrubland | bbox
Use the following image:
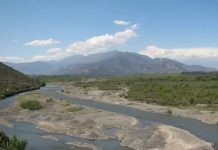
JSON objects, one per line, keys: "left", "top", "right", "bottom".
{"left": 61, "top": 82, "right": 218, "bottom": 125}
{"left": 42, "top": 73, "right": 218, "bottom": 125}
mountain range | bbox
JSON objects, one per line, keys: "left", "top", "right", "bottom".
{"left": 4, "top": 50, "right": 215, "bottom": 75}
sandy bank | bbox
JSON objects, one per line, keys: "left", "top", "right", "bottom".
{"left": 67, "top": 142, "right": 101, "bottom": 150}
{"left": 2, "top": 91, "right": 138, "bottom": 140}
{"left": 62, "top": 83, "right": 218, "bottom": 125}
{"left": 0, "top": 117, "right": 13, "bottom": 128}
{"left": 0, "top": 89, "right": 216, "bottom": 150}
{"left": 118, "top": 124, "right": 214, "bottom": 150}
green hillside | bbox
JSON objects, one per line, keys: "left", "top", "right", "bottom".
{"left": 0, "top": 62, "right": 45, "bottom": 99}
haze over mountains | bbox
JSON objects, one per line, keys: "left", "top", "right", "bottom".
{"left": 4, "top": 51, "right": 215, "bottom": 75}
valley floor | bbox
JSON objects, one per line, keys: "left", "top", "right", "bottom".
{"left": 0, "top": 84, "right": 216, "bottom": 150}
{"left": 62, "top": 82, "right": 218, "bottom": 125}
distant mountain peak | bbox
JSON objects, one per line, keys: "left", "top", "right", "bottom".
{"left": 4, "top": 51, "right": 216, "bottom": 75}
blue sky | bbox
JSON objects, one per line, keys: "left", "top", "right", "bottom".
{"left": 0, "top": 0, "right": 218, "bottom": 67}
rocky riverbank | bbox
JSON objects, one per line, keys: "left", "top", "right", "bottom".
{"left": 0, "top": 88, "right": 215, "bottom": 150}
{"left": 61, "top": 83, "right": 218, "bottom": 125}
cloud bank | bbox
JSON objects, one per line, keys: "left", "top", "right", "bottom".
{"left": 65, "top": 28, "right": 137, "bottom": 55}
{"left": 25, "top": 38, "right": 60, "bottom": 46}
{"left": 0, "top": 56, "right": 25, "bottom": 63}
{"left": 139, "top": 45, "right": 218, "bottom": 58}
{"left": 31, "top": 27, "right": 137, "bottom": 61}
{"left": 139, "top": 45, "right": 218, "bottom": 68}
{"left": 1, "top": 19, "right": 138, "bottom": 62}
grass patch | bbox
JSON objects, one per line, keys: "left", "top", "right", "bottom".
{"left": 20, "top": 100, "right": 43, "bottom": 110}
{"left": 67, "top": 107, "right": 83, "bottom": 112}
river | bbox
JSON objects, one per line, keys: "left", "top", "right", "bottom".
{"left": 0, "top": 84, "right": 218, "bottom": 150}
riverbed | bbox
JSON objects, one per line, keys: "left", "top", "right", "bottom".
{"left": 42, "top": 84, "right": 218, "bottom": 149}
{"left": 0, "top": 84, "right": 218, "bottom": 150}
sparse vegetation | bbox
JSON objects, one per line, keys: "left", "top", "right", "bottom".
{"left": 46, "top": 98, "right": 53, "bottom": 103}
{"left": 36, "top": 75, "right": 84, "bottom": 83}
{"left": 42, "top": 73, "right": 218, "bottom": 109}
{"left": 67, "top": 107, "right": 83, "bottom": 112}
{"left": 167, "top": 109, "right": 173, "bottom": 115}
{"left": 20, "top": 100, "right": 42, "bottom": 110}
{"left": 37, "top": 73, "right": 218, "bottom": 110}
{"left": 0, "top": 130, "right": 27, "bottom": 150}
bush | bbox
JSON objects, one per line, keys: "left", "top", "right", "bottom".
{"left": 67, "top": 107, "right": 83, "bottom": 112}
{"left": 167, "top": 109, "right": 172, "bottom": 115}
{"left": 46, "top": 98, "right": 53, "bottom": 103}
{"left": 0, "top": 130, "right": 27, "bottom": 150}
{"left": 20, "top": 100, "right": 42, "bottom": 110}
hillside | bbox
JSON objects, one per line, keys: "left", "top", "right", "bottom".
{"left": 0, "top": 62, "right": 44, "bottom": 99}
{"left": 5, "top": 51, "right": 215, "bottom": 75}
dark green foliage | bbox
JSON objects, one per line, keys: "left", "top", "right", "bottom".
{"left": 20, "top": 100, "right": 42, "bottom": 110}
{"left": 0, "top": 130, "right": 27, "bottom": 150}
{"left": 72, "top": 73, "right": 218, "bottom": 107}
{"left": 0, "top": 62, "right": 45, "bottom": 99}
{"left": 46, "top": 98, "right": 53, "bottom": 103}
{"left": 36, "top": 75, "right": 84, "bottom": 83}
{"left": 36, "top": 73, "right": 218, "bottom": 108}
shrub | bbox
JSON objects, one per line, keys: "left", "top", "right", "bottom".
{"left": 0, "top": 130, "right": 27, "bottom": 150}
{"left": 46, "top": 98, "right": 53, "bottom": 103}
{"left": 20, "top": 100, "right": 42, "bottom": 110}
{"left": 67, "top": 107, "right": 83, "bottom": 112}
{"left": 167, "top": 109, "right": 172, "bottom": 115}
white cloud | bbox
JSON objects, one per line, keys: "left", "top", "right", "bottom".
{"left": 47, "top": 48, "right": 63, "bottom": 55}
{"left": 31, "top": 28, "right": 137, "bottom": 61}
{"left": 114, "top": 20, "right": 130, "bottom": 26}
{"left": 25, "top": 38, "right": 60, "bottom": 46}
{"left": 139, "top": 45, "right": 218, "bottom": 59}
{"left": 130, "top": 23, "right": 139, "bottom": 30}
{"left": 0, "top": 56, "right": 25, "bottom": 63}
{"left": 32, "top": 48, "right": 65, "bottom": 61}
{"left": 4, "top": 27, "right": 138, "bottom": 62}
{"left": 65, "top": 28, "right": 137, "bottom": 55}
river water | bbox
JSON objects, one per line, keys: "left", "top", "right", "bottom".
{"left": 1, "top": 84, "right": 218, "bottom": 150}
{"left": 0, "top": 88, "right": 133, "bottom": 150}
